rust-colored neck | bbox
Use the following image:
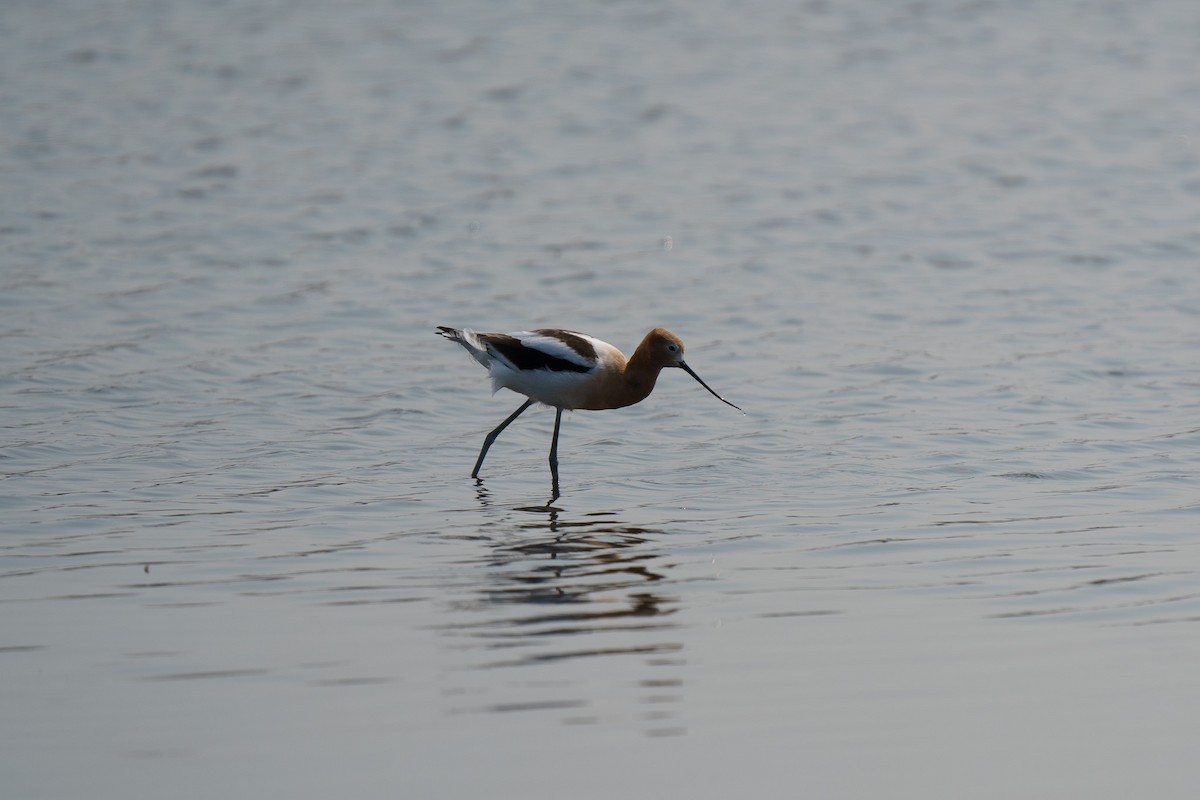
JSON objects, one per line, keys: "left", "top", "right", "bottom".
{"left": 616, "top": 333, "right": 669, "bottom": 407}
{"left": 576, "top": 329, "right": 678, "bottom": 410}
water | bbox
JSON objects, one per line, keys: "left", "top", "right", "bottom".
{"left": 3, "top": 0, "right": 1200, "bottom": 797}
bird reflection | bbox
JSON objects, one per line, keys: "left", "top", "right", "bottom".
{"left": 469, "top": 508, "right": 673, "bottom": 627}
{"left": 442, "top": 503, "right": 686, "bottom": 736}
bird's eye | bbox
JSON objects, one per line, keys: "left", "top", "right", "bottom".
{"left": 667, "top": 344, "right": 678, "bottom": 352}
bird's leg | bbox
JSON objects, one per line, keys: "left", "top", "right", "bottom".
{"left": 472, "top": 399, "right": 535, "bottom": 478}
{"left": 547, "top": 407, "right": 563, "bottom": 502}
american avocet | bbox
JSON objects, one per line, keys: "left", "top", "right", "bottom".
{"left": 436, "top": 326, "right": 741, "bottom": 501}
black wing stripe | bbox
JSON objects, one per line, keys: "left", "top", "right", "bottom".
{"left": 486, "top": 335, "right": 592, "bottom": 373}
{"left": 532, "top": 329, "right": 599, "bottom": 361}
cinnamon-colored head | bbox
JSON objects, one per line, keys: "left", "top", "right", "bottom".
{"left": 637, "top": 327, "right": 687, "bottom": 369}
{"left": 636, "top": 327, "right": 742, "bottom": 412}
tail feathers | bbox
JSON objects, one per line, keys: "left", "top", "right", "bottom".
{"left": 436, "top": 326, "right": 490, "bottom": 368}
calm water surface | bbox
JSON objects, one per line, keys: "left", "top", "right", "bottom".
{"left": 3, "top": 1, "right": 1200, "bottom": 797}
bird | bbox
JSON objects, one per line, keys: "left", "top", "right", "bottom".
{"left": 436, "top": 326, "right": 742, "bottom": 501}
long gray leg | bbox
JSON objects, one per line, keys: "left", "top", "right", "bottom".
{"left": 548, "top": 407, "right": 563, "bottom": 502}
{"left": 472, "top": 399, "right": 535, "bottom": 478}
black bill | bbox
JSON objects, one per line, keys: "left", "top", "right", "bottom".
{"left": 679, "top": 362, "right": 743, "bottom": 413}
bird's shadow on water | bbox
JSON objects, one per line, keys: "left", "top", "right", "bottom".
{"left": 441, "top": 480, "right": 688, "bottom": 734}
{"left": 474, "top": 476, "right": 563, "bottom": 513}
{"left": 467, "top": 480, "right": 675, "bottom": 612}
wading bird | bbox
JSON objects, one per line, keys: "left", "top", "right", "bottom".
{"left": 436, "top": 326, "right": 742, "bottom": 502}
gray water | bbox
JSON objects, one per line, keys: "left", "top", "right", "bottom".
{"left": 4, "top": 0, "right": 1200, "bottom": 797}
